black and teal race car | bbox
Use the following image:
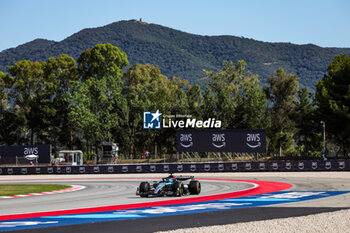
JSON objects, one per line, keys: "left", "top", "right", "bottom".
{"left": 136, "top": 174, "right": 201, "bottom": 197}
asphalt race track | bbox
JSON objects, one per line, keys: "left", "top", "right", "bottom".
{"left": 0, "top": 172, "right": 350, "bottom": 233}
{"left": 0, "top": 177, "right": 256, "bottom": 215}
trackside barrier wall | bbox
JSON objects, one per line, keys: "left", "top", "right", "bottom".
{"left": 177, "top": 129, "right": 266, "bottom": 153}
{"left": 0, "top": 144, "right": 51, "bottom": 164}
{"left": 0, "top": 160, "right": 349, "bottom": 175}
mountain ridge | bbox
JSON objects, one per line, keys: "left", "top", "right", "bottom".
{"left": 1, "top": 20, "right": 349, "bottom": 90}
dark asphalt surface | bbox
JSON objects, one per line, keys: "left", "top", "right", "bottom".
{"left": 2, "top": 173, "right": 350, "bottom": 233}
{"left": 0, "top": 179, "right": 253, "bottom": 215}
{"left": 5, "top": 207, "right": 349, "bottom": 233}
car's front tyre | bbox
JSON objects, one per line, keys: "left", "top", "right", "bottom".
{"left": 139, "top": 182, "right": 150, "bottom": 197}
{"left": 189, "top": 180, "right": 201, "bottom": 194}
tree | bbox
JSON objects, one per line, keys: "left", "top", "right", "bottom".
{"left": 78, "top": 43, "right": 128, "bottom": 81}
{"left": 203, "top": 61, "right": 243, "bottom": 128}
{"left": 69, "top": 44, "right": 129, "bottom": 158}
{"left": 315, "top": 54, "right": 350, "bottom": 156}
{"left": 7, "top": 60, "right": 56, "bottom": 145}
{"left": 44, "top": 54, "right": 78, "bottom": 150}
{"left": 164, "top": 76, "right": 190, "bottom": 154}
{"left": 0, "top": 72, "right": 24, "bottom": 145}
{"left": 0, "top": 72, "right": 8, "bottom": 110}
{"left": 203, "top": 60, "right": 269, "bottom": 130}
{"left": 68, "top": 79, "right": 97, "bottom": 150}
{"left": 186, "top": 84, "right": 203, "bottom": 118}
{"left": 294, "top": 88, "right": 321, "bottom": 157}
{"left": 0, "top": 110, "right": 24, "bottom": 145}
{"left": 123, "top": 63, "right": 175, "bottom": 157}
{"left": 170, "top": 76, "right": 189, "bottom": 115}
{"left": 234, "top": 71, "right": 270, "bottom": 130}
{"left": 265, "top": 68, "right": 299, "bottom": 156}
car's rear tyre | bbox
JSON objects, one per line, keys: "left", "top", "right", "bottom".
{"left": 189, "top": 180, "right": 201, "bottom": 194}
{"left": 174, "top": 181, "right": 184, "bottom": 197}
{"left": 139, "top": 182, "right": 150, "bottom": 197}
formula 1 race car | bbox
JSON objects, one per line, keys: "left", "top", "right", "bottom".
{"left": 136, "top": 174, "right": 201, "bottom": 197}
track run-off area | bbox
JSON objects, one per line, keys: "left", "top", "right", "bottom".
{"left": 0, "top": 172, "right": 350, "bottom": 233}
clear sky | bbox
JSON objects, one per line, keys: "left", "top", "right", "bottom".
{"left": 0, "top": 0, "right": 349, "bottom": 52}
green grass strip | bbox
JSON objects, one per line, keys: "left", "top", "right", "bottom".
{"left": 0, "top": 184, "right": 71, "bottom": 196}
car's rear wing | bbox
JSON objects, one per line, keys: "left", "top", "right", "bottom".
{"left": 175, "top": 175, "right": 194, "bottom": 181}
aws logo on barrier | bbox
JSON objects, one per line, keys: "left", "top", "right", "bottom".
{"left": 246, "top": 133, "right": 261, "bottom": 149}
{"left": 212, "top": 133, "right": 226, "bottom": 148}
{"left": 177, "top": 130, "right": 266, "bottom": 153}
{"left": 23, "top": 147, "right": 39, "bottom": 160}
{"left": 179, "top": 134, "right": 193, "bottom": 148}
{"left": 24, "top": 147, "right": 39, "bottom": 155}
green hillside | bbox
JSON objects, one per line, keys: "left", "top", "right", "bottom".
{"left": 0, "top": 20, "right": 349, "bottom": 90}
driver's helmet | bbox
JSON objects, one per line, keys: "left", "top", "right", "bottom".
{"left": 167, "top": 175, "right": 175, "bottom": 182}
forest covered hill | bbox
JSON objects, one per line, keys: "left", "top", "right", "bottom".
{"left": 1, "top": 19, "right": 349, "bottom": 90}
